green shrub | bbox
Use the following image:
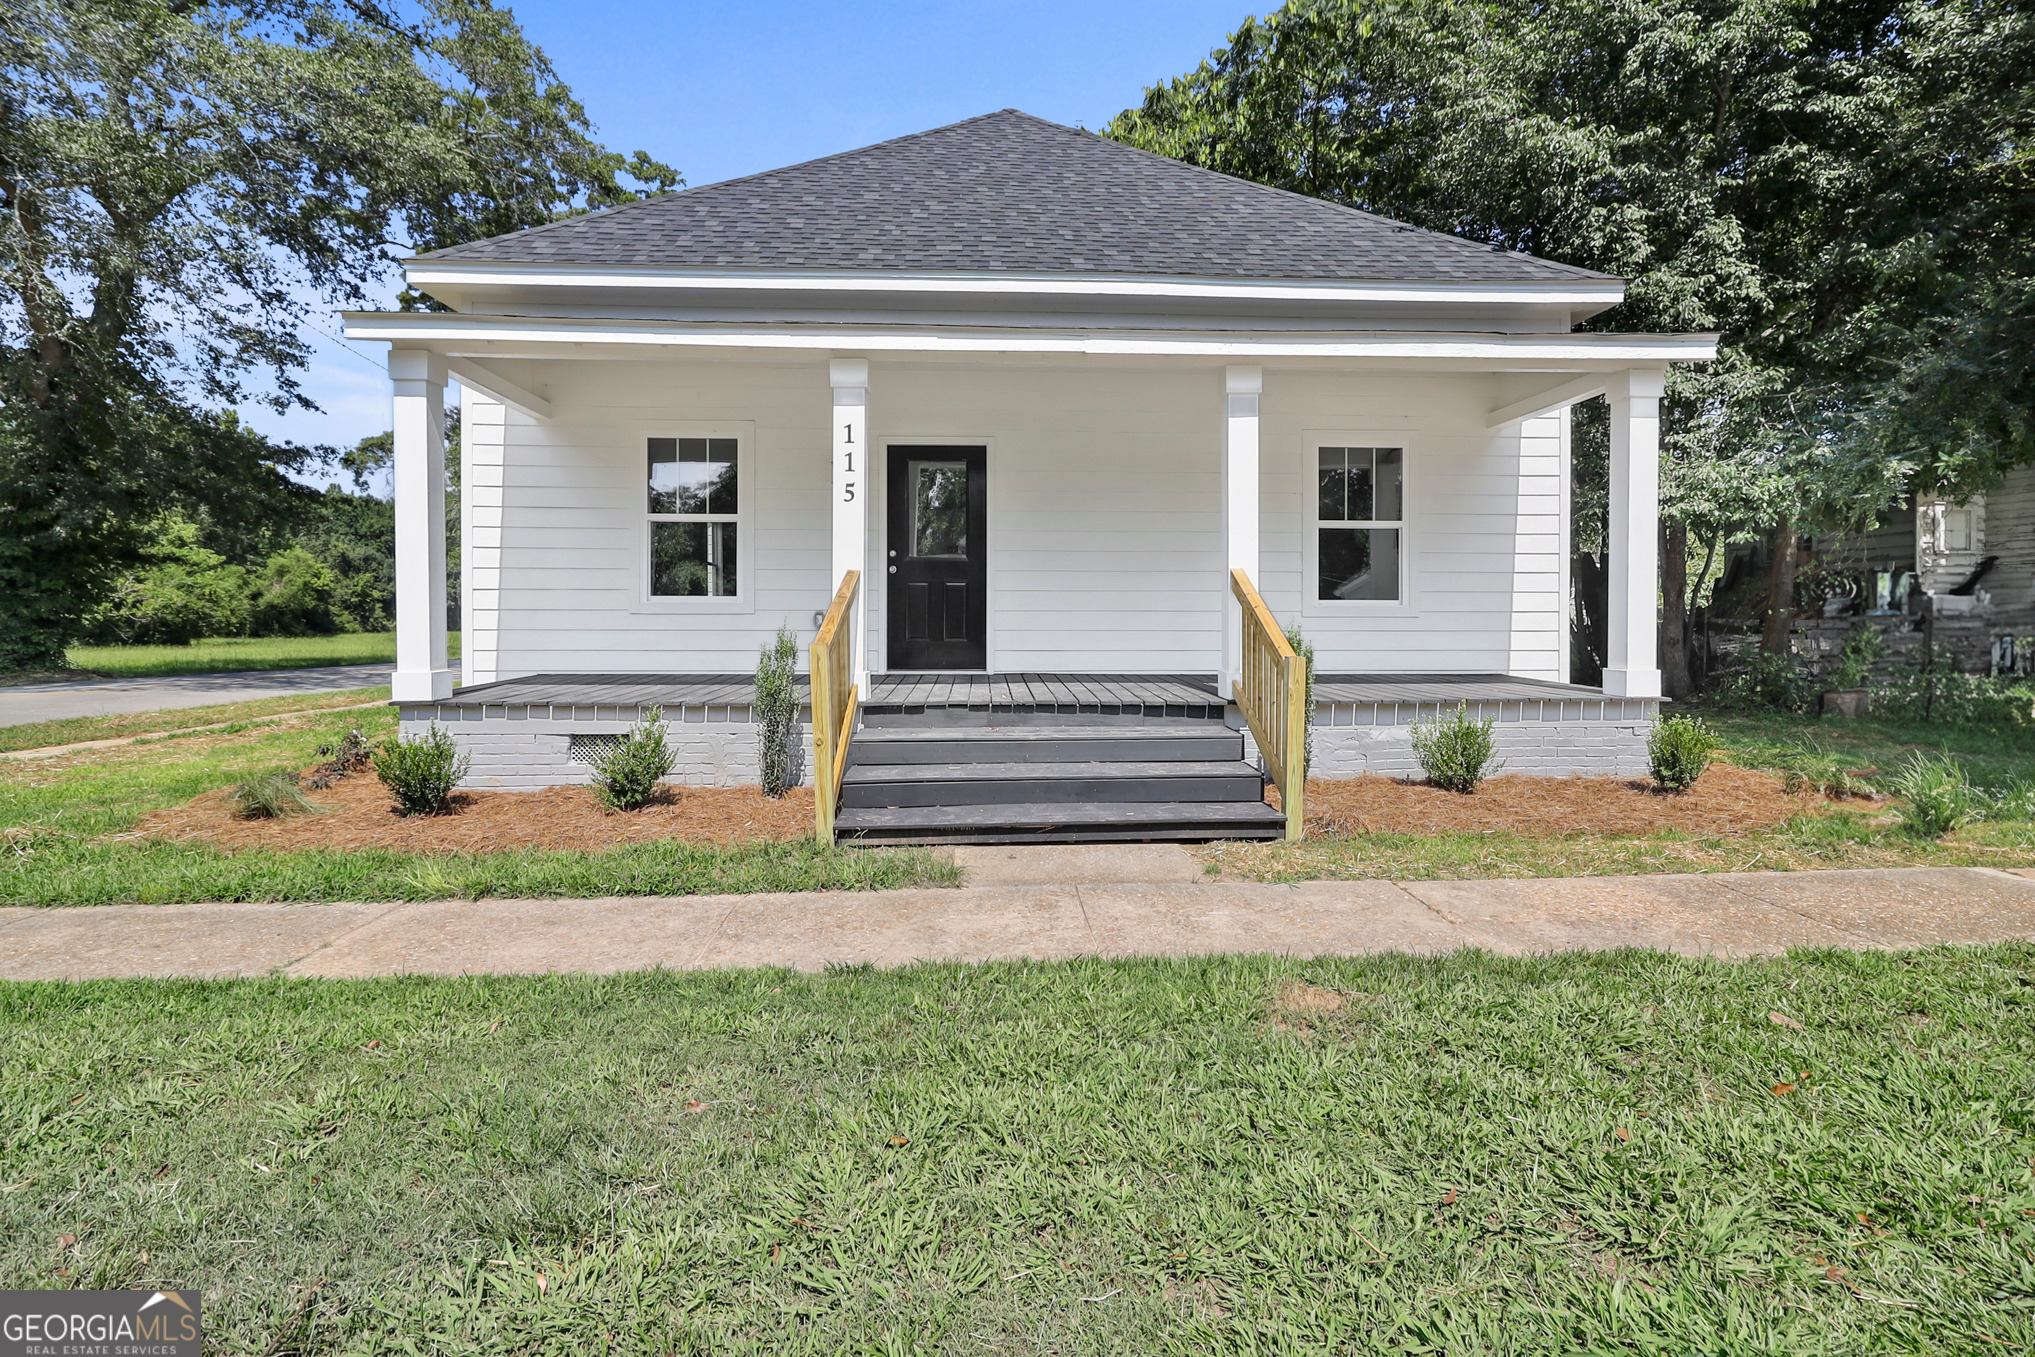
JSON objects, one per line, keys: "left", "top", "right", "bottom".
{"left": 755, "top": 626, "right": 801, "bottom": 797}
{"left": 83, "top": 516, "right": 250, "bottom": 645}
{"left": 1647, "top": 714, "right": 1719, "bottom": 792}
{"left": 308, "top": 729, "right": 376, "bottom": 789}
{"left": 1877, "top": 657, "right": 2035, "bottom": 727}
{"left": 1722, "top": 649, "right": 1813, "bottom": 712}
{"left": 373, "top": 723, "right": 470, "bottom": 816}
{"left": 249, "top": 547, "right": 342, "bottom": 636}
{"left": 1889, "top": 752, "right": 1985, "bottom": 838}
{"left": 589, "top": 706, "right": 677, "bottom": 811}
{"left": 1284, "top": 623, "right": 1316, "bottom": 775}
{"left": 232, "top": 769, "right": 315, "bottom": 819}
{"left": 1410, "top": 702, "right": 1500, "bottom": 794}
{"left": 1826, "top": 624, "right": 1886, "bottom": 690}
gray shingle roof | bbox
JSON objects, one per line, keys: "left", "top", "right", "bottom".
{"left": 417, "top": 110, "right": 1613, "bottom": 284}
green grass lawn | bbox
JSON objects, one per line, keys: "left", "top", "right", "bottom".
{"left": 0, "top": 702, "right": 953, "bottom": 905}
{"left": 5, "top": 949, "right": 2032, "bottom": 1352}
{"left": 59, "top": 631, "right": 461, "bottom": 679}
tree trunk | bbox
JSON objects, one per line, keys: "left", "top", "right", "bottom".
{"left": 1660, "top": 519, "right": 1691, "bottom": 698}
{"left": 1760, "top": 517, "right": 1799, "bottom": 655}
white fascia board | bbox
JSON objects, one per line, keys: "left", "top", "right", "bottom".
{"left": 401, "top": 262, "right": 1626, "bottom": 309}
{"left": 341, "top": 311, "right": 1718, "bottom": 364}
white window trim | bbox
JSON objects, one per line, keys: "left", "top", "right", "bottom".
{"left": 629, "top": 420, "right": 755, "bottom": 614}
{"left": 1302, "top": 428, "right": 1418, "bottom": 617}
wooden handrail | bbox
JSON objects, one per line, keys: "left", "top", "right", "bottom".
{"left": 1230, "top": 568, "right": 1307, "bottom": 841}
{"left": 810, "top": 569, "right": 861, "bottom": 843}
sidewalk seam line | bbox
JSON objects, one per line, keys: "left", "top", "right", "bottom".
{"left": 1701, "top": 872, "right": 1882, "bottom": 945}
{"left": 282, "top": 899, "right": 413, "bottom": 972}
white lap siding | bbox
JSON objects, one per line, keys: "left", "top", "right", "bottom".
{"left": 478, "top": 358, "right": 1562, "bottom": 680}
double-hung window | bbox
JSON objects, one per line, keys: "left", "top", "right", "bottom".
{"left": 1316, "top": 445, "right": 1404, "bottom": 602}
{"left": 647, "top": 436, "right": 738, "bottom": 597}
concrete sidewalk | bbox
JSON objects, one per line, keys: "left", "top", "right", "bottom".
{"left": 2, "top": 847, "right": 2032, "bottom": 981}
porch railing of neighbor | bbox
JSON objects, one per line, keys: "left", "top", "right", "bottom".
{"left": 810, "top": 569, "right": 861, "bottom": 842}
{"left": 1230, "top": 568, "right": 1307, "bottom": 841}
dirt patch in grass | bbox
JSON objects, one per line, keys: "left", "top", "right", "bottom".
{"left": 135, "top": 771, "right": 813, "bottom": 853}
{"left": 1303, "top": 764, "right": 1822, "bottom": 838}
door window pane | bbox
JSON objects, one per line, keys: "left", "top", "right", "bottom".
{"left": 1319, "top": 528, "right": 1400, "bottom": 601}
{"left": 910, "top": 461, "right": 968, "bottom": 557}
{"left": 649, "top": 437, "right": 737, "bottom": 514}
{"left": 651, "top": 521, "right": 737, "bottom": 596}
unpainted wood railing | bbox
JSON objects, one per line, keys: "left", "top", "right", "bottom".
{"left": 810, "top": 569, "right": 861, "bottom": 843}
{"left": 1230, "top": 567, "right": 1307, "bottom": 841}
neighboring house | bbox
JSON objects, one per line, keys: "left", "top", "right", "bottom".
{"left": 1790, "top": 467, "right": 2035, "bottom": 679}
{"left": 343, "top": 110, "right": 1714, "bottom": 843}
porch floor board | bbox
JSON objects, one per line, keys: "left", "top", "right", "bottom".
{"left": 426, "top": 671, "right": 1606, "bottom": 712}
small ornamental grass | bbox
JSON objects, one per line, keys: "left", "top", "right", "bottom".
{"left": 755, "top": 626, "right": 800, "bottom": 797}
{"left": 1410, "top": 702, "right": 1500, "bottom": 794}
{"left": 1647, "top": 714, "right": 1720, "bottom": 793}
{"left": 1890, "top": 752, "right": 1986, "bottom": 838}
{"left": 373, "top": 722, "right": 470, "bottom": 816}
{"left": 231, "top": 769, "right": 315, "bottom": 819}
{"left": 588, "top": 706, "right": 677, "bottom": 811}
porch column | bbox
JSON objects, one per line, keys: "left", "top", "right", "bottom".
{"left": 1604, "top": 369, "right": 1665, "bottom": 698}
{"left": 829, "top": 358, "right": 870, "bottom": 690}
{"left": 1222, "top": 364, "right": 1262, "bottom": 689}
{"left": 389, "top": 348, "right": 452, "bottom": 702}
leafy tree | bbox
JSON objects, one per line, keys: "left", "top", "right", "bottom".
{"left": 1110, "top": 0, "right": 2031, "bottom": 690}
{"left": 0, "top": 0, "right": 677, "bottom": 669}
{"left": 81, "top": 515, "right": 250, "bottom": 645}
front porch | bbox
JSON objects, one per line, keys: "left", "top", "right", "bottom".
{"left": 401, "top": 669, "right": 1654, "bottom": 842}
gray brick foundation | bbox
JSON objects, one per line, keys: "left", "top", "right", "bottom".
{"left": 1236, "top": 697, "right": 1658, "bottom": 779}
{"left": 398, "top": 702, "right": 809, "bottom": 791}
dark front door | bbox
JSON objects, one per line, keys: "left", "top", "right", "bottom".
{"left": 886, "top": 445, "right": 987, "bottom": 670}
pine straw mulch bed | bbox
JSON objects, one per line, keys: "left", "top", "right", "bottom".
{"left": 1296, "top": 763, "right": 1833, "bottom": 838}
{"left": 135, "top": 771, "right": 814, "bottom": 854}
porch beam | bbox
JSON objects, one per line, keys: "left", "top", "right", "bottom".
{"left": 1222, "top": 365, "right": 1262, "bottom": 690}
{"left": 445, "top": 357, "right": 551, "bottom": 422}
{"left": 389, "top": 348, "right": 453, "bottom": 702}
{"left": 829, "top": 358, "right": 870, "bottom": 691}
{"left": 1485, "top": 373, "right": 1608, "bottom": 429}
{"left": 1603, "top": 369, "right": 1664, "bottom": 699}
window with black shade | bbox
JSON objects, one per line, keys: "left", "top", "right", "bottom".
{"left": 647, "top": 436, "right": 738, "bottom": 597}
{"left": 1317, "top": 445, "right": 1403, "bottom": 602}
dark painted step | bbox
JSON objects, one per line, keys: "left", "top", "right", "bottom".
{"left": 840, "top": 759, "right": 1263, "bottom": 807}
{"left": 850, "top": 726, "right": 1243, "bottom": 765}
{"left": 835, "top": 799, "right": 1287, "bottom": 845}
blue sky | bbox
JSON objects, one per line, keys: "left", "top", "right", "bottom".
{"left": 264, "top": 0, "right": 1254, "bottom": 482}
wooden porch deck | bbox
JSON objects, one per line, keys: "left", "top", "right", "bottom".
{"left": 426, "top": 671, "right": 1603, "bottom": 714}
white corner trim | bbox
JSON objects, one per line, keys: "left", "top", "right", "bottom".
{"left": 446, "top": 357, "right": 551, "bottom": 421}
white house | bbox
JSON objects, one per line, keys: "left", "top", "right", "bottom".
{"left": 343, "top": 110, "right": 1715, "bottom": 844}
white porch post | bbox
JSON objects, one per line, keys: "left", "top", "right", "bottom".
{"left": 829, "top": 358, "right": 870, "bottom": 690}
{"left": 1604, "top": 369, "right": 1665, "bottom": 698}
{"left": 389, "top": 348, "right": 452, "bottom": 702}
{"left": 1221, "top": 364, "right": 1262, "bottom": 689}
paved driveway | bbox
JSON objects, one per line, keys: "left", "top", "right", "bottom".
{"left": 0, "top": 664, "right": 392, "bottom": 728}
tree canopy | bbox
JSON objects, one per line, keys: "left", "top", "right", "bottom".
{"left": 0, "top": 0, "right": 677, "bottom": 669}
{"left": 1108, "top": 0, "right": 2035, "bottom": 537}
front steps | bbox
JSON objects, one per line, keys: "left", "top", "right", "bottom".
{"left": 834, "top": 718, "right": 1285, "bottom": 845}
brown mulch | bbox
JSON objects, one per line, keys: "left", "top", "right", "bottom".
{"left": 1300, "top": 764, "right": 1825, "bottom": 838}
{"left": 135, "top": 772, "right": 813, "bottom": 854}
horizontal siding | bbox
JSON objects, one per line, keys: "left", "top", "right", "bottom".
{"left": 480, "top": 359, "right": 1570, "bottom": 677}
